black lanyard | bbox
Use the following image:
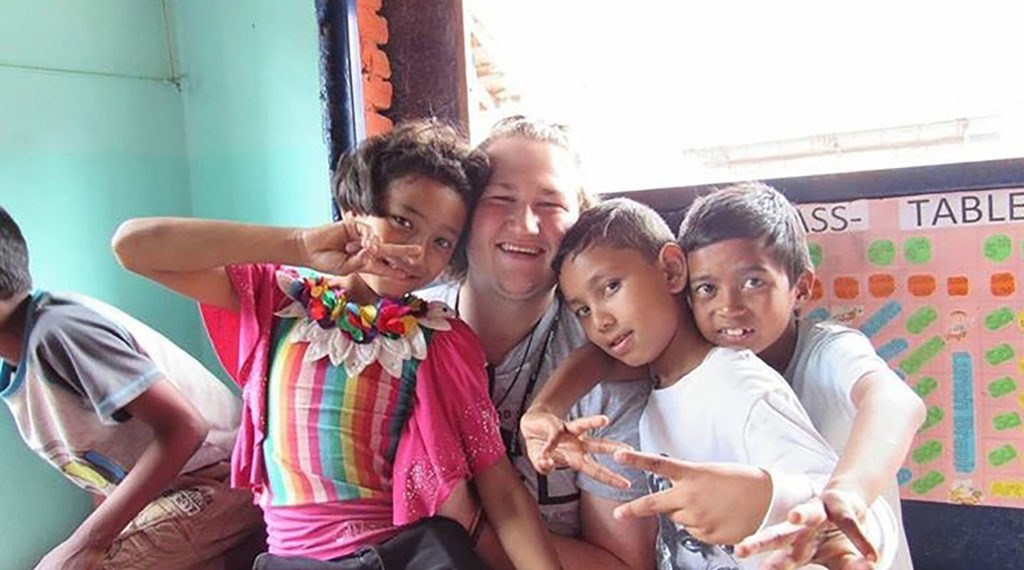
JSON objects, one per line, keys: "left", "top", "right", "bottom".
{"left": 498, "top": 303, "right": 560, "bottom": 457}
{"left": 457, "top": 286, "right": 561, "bottom": 457}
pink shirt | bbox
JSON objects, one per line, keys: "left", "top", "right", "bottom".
{"left": 201, "top": 264, "right": 505, "bottom": 559}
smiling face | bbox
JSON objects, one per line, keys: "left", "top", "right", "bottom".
{"left": 559, "top": 244, "right": 686, "bottom": 368}
{"left": 352, "top": 174, "right": 467, "bottom": 299}
{"left": 686, "top": 238, "right": 812, "bottom": 355}
{"left": 466, "top": 138, "right": 582, "bottom": 302}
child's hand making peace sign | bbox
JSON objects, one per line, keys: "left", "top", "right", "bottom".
{"left": 298, "top": 220, "right": 422, "bottom": 279}
{"left": 519, "top": 409, "right": 633, "bottom": 489}
{"left": 734, "top": 489, "right": 880, "bottom": 570}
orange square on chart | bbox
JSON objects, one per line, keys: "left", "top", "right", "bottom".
{"left": 947, "top": 276, "right": 969, "bottom": 296}
{"left": 811, "top": 279, "right": 824, "bottom": 300}
{"left": 868, "top": 274, "right": 896, "bottom": 298}
{"left": 907, "top": 275, "right": 936, "bottom": 297}
{"left": 991, "top": 273, "right": 1016, "bottom": 297}
{"left": 833, "top": 277, "right": 860, "bottom": 300}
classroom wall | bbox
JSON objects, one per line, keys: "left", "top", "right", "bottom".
{"left": 0, "top": 2, "right": 190, "bottom": 566}
{"left": 173, "top": 0, "right": 330, "bottom": 226}
{"left": 172, "top": 0, "right": 331, "bottom": 370}
{"left": 0, "top": 1, "right": 329, "bottom": 566}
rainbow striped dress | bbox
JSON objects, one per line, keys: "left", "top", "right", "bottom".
{"left": 201, "top": 264, "right": 505, "bottom": 560}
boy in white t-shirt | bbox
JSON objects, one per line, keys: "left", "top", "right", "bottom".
{"left": 678, "top": 183, "right": 922, "bottom": 569}
{"left": 0, "top": 208, "right": 262, "bottom": 569}
{"left": 527, "top": 184, "right": 923, "bottom": 569}
{"left": 539, "top": 198, "right": 896, "bottom": 570}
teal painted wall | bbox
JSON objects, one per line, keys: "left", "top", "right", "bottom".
{"left": 174, "top": 0, "right": 331, "bottom": 225}
{"left": 0, "top": 2, "right": 190, "bottom": 566}
{"left": 171, "top": 0, "right": 332, "bottom": 376}
{"left": 0, "top": 0, "right": 329, "bottom": 565}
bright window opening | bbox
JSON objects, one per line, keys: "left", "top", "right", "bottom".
{"left": 466, "top": 0, "right": 1024, "bottom": 193}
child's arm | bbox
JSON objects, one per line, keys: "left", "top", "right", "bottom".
{"left": 734, "top": 491, "right": 883, "bottom": 568}
{"left": 742, "top": 373, "right": 924, "bottom": 567}
{"left": 815, "top": 328, "right": 925, "bottom": 509}
{"left": 737, "top": 340, "right": 926, "bottom": 565}
{"left": 112, "top": 217, "right": 420, "bottom": 308}
{"left": 613, "top": 365, "right": 841, "bottom": 548}
{"left": 529, "top": 342, "right": 637, "bottom": 416}
{"left": 831, "top": 369, "right": 925, "bottom": 507}
{"left": 35, "top": 380, "right": 208, "bottom": 570}
{"left": 741, "top": 520, "right": 870, "bottom": 570}
{"left": 520, "top": 343, "right": 639, "bottom": 483}
{"left": 475, "top": 457, "right": 563, "bottom": 570}
{"left": 610, "top": 450, "right": 772, "bottom": 545}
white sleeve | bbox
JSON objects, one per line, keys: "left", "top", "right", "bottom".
{"left": 743, "top": 390, "right": 837, "bottom": 529}
{"left": 810, "top": 329, "right": 896, "bottom": 415}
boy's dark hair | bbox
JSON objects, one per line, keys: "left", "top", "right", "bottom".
{"left": 332, "top": 119, "right": 490, "bottom": 280}
{"left": 678, "top": 181, "right": 811, "bottom": 283}
{"left": 552, "top": 198, "right": 675, "bottom": 277}
{"left": 479, "top": 115, "right": 599, "bottom": 211}
{"left": 0, "top": 207, "right": 32, "bottom": 299}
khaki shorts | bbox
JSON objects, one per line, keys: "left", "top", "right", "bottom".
{"left": 101, "top": 462, "right": 264, "bottom": 570}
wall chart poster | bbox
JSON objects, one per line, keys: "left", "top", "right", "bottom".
{"left": 798, "top": 187, "right": 1024, "bottom": 508}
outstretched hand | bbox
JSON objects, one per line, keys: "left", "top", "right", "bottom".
{"left": 520, "top": 410, "right": 633, "bottom": 489}
{"left": 734, "top": 489, "right": 878, "bottom": 570}
{"left": 299, "top": 220, "right": 422, "bottom": 278}
{"left": 34, "top": 534, "right": 106, "bottom": 570}
{"left": 740, "top": 524, "right": 876, "bottom": 570}
{"left": 610, "top": 449, "right": 772, "bottom": 545}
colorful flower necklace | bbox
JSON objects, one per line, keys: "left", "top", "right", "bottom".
{"left": 274, "top": 270, "right": 454, "bottom": 378}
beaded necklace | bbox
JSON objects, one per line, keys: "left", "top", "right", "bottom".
{"left": 276, "top": 270, "right": 453, "bottom": 378}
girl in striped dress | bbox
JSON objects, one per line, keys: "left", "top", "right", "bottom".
{"left": 113, "top": 120, "right": 561, "bottom": 570}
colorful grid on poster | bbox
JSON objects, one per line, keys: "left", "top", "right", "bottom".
{"left": 799, "top": 188, "right": 1024, "bottom": 508}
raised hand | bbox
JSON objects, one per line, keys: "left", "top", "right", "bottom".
{"left": 299, "top": 220, "right": 422, "bottom": 278}
{"left": 734, "top": 489, "right": 878, "bottom": 570}
{"left": 519, "top": 410, "right": 633, "bottom": 488}
{"left": 611, "top": 449, "right": 772, "bottom": 545}
{"left": 809, "top": 528, "right": 877, "bottom": 570}
{"left": 748, "top": 524, "right": 875, "bottom": 570}
{"left": 819, "top": 488, "right": 876, "bottom": 562}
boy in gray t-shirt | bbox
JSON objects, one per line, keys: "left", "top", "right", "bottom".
{"left": 0, "top": 208, "right": 262, "bottom": 569}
